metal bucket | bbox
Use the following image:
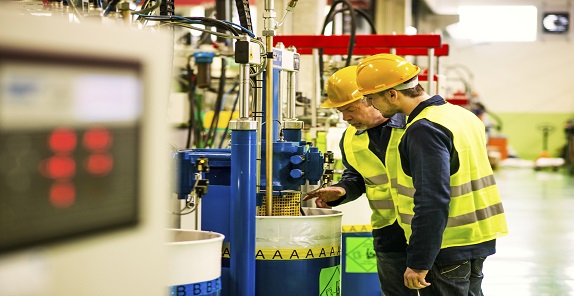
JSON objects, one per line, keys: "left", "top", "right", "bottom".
{"left": 254, "top": 207, "right": 343, "bottom": 296}
{"left": 167, "top": 229, "right": 225, "bottom": 296}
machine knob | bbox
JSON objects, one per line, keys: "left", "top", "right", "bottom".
{"left": 290, "top": 155, "right": 305, "bottom": 165}
{"left": 290, "top": 169, "right": 304, "bottom": 178}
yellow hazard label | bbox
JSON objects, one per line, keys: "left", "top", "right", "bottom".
{"left": 342, "top": 224, "right": 372, "bottom": 233}
{"left": 221, "top": 243, "right": 341, "bottom": 261}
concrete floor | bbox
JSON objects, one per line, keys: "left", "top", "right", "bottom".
{"left": 482, "top": 167, "right": 574, "bottom": 296}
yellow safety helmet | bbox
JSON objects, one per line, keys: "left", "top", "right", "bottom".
{"left": 356, "top": 53, "right": 420, "bottom": 95}
{"left": 321, "top": 66, "right": 364, "bottom": 108}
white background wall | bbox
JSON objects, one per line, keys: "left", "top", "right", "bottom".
{"left": 443, "top": 32, "right": 574, "bottom": 159}
{"left": 446, "top": 40, "right": 574, "bottom": 114}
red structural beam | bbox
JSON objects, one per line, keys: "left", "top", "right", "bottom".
{"left": 274, "top": 34, "right": 447, "bottom": 56}
{"left": 291, "top": 44, "right": 449, "bottom": 56}
{"left": 274, "top": 34, "right": 441, "bottom": 48}
{"left": 175, "top": 0, "right": 256, "bottom": 5}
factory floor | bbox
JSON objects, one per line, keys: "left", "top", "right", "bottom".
{"left": 482, "top": 167, "right": 574, "bottom": 296}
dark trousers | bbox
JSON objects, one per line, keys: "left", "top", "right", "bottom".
{"left": 419, "top": 257, "right": 487, "bottom": 296}
{"left": 376, "top": 251, "right": 419, "bottom": 296}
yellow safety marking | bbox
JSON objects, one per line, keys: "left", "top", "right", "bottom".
{"left": 221, "top": 243, "right": 341, "bottom": 261}
{"left": 203, "top": 110, "right": 240, "bottom": 129}
{"left": 342, "top": 224, "right": 372, "bottom": 233}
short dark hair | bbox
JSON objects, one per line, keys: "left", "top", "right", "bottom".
{"left": 397, "top": 76, "right": 424, "bottom": 97}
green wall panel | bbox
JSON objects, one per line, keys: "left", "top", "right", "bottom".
{"left": 489, "top": 113, "right": 574, "bottom": 160}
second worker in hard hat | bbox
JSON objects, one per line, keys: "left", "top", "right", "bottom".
{"left": 303, "top": 66, "right": 416, "bottom": 296}
{"left": 356, "top": 53, "right": 509, "bottom": 295}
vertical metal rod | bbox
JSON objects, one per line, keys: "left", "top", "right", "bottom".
{"left": 263, "top": 0, "right": 275, "bottom": 216}
{"left": 255, "top": 72, "right": 263, "bottom": 196}
{"left": 286, "top": 70, "right": 296, "bottom": 119}
{"left": 310, "top": 48, "right": 320, "bottom": 144}
{"left": 239, "top": 63, "right": 250, "bottom": 118}
{"left": 194, "top": 197, "right": 200, "bottom": 230}
{"left": 265, "top": 35, "right": 274, "bottom": 216}
{"left": 312, "top": 49, "right": 319, "bottom": 129}
{"left": 427, "top": 48, "right": 435, "bottom": 95}
{"left": 277, "top": 70, "right": 284, "bottom": 124}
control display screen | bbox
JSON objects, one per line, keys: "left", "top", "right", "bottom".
{"left": 0, "top": 48, "right": 143, "bottom": 253}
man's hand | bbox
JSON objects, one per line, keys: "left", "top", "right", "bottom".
{"left": 404, "top": 267, "right": 430, "bottom": 290}
{"left": 302, "top": 187, "right": 346, "bottom": 209}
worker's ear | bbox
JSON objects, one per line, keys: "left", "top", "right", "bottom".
{"left": 388, "top": 89, "right": 398, "bottom": 101}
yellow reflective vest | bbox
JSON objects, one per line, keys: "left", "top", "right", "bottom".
{"left": 396, "top": 103, "right": 509, "bottom": 248}
{"left": 343, "top": 124, "right": 405, "bottom": 229}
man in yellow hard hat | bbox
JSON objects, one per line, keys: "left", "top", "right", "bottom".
{"left": 356, "top": 53, "right": 509, "bottom": 295}
{"left": 303, "top": 66, "right": 416, "bottom": 296}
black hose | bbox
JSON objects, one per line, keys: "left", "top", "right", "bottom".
{"left": 235, "top": 0, "right": 254, "bottom": 31}
{"left": 102, "top": 0, "right": 120, "bottom": 16}
{"left": 137, "top": 15, "right": 241, "bottom": 36}
{"left": 330, "top": 7, "right": 376, "bottom": 34}
{"left": 319, "top": 0, "right": 362, "bottom": 95}
{"left": 186, "top": 16, "right": 241, "bottom": 36}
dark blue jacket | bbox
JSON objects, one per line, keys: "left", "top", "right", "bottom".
{"left": 401, "top": 96, "right": 496, "bottom": 270}
{"left": 327, "top": 113, "right": 408, "bottom": 253}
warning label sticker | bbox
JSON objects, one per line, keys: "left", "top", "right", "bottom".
{"left": 221, "top": 243, "right": 341, "bottom": 261}
{"left": 345, "top": 237, "right": 377, "bottom": 273}
{"left": 319, "top": 265, "right": 341, "bottom": 296}
{"left": 342, "top": 224, "right": 372, "bottom": 233}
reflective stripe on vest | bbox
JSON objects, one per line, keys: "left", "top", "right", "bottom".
{"left": 396, "top": 103, "right": 508, "bottom": 248}
{"left": 343, "top": 125, "right": 404, "bottom": 228}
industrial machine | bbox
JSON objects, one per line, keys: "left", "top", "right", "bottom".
{"left": 0, "top": 8, "right": 173, "bottom": 296}
{"left": 174, "top": 38, "right": 341, "bottom": 296}
{"left": 0, "top": 1, "right": 453, "bottom": 296}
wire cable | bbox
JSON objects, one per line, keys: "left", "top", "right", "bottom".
{"left": 318, "top": 0, "right": 374, "bottom": 96}
{"left": 137, "top": 15, "right": 242, "bottom": 37}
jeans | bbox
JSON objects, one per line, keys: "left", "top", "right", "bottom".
{"left": 419, "top": 257, "right": 486, "bottom": 296}
{"left": 376, "top": 251, "right": 419, "bottom": 296}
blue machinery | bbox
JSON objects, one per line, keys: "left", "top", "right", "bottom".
{"left": 174, "top": 36, "right": 336, "bottom": 295}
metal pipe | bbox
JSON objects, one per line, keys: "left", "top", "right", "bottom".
{"left": 255, "top": 72, "right": 263, "bottom": 197}
{"left": 286, "top": 46, "right": 297, "bottom": 119}
{"left": 427, "top": 48, "right": 435, "bottom": 95}
{"left": 194, "top": 197, "right": 200, "bottom": 230}
{"left": 239, "top": 63, "right": 250, "bottom": 118}
{"left": 310, "top": 48, "right": 320, "bottom": 145}
{"left": 277, "top": 70, "right": 284, "bottom": 124}
{"left": 229, "top": 121, "right": 257, "bottom": 296}
{"left": 263, "top": 0, "right": 276, "bottom": 216}
{"left": 286, "top": 71, "right": 296, "bottom": 118}
{"left": 265, "top": 35, "right": 274, "bottom": 216}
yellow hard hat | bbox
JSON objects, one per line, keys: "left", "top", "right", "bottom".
{"left": 321, "top": 66, "right": 364, "bottom": 108}
{"left": 356, "top": 54, "right": 420, "bottom": 95}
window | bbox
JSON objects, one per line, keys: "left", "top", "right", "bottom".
{"left": 447, "top": 5, "right": 538, "bottom": 43}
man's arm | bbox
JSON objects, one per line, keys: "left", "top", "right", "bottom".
{"left": 402, "top": 120, "right": 453, "bottom": 270}
{"left": 303, "top": 130, "right": 366, "bottom": 207}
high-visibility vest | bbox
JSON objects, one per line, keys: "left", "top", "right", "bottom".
{"left": 343, "top": 125, "right": 405, "bottom": 229}
{"left": 396, "top": 103, "right": 508, "bottom": 247}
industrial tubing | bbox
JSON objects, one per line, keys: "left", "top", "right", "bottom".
{"left": 264, "top": 0, "right": 275, "bottom": 216}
